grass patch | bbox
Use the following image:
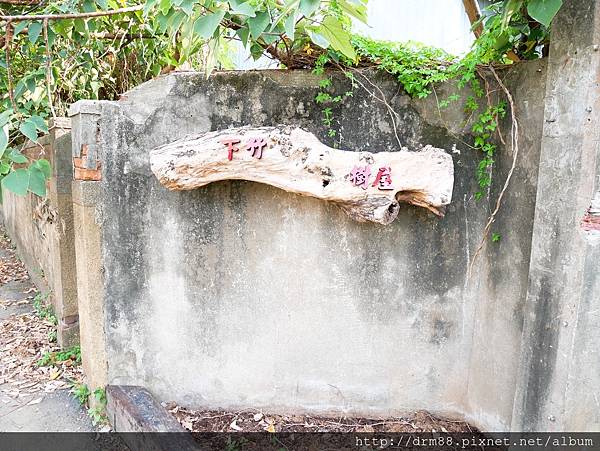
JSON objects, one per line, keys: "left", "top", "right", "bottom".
{"left": 37, "top": 345, "right": 81, "bottom": 367}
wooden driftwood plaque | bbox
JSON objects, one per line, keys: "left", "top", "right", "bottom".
{"left": 150, "top": 126, "right": 454, "bottom": 225}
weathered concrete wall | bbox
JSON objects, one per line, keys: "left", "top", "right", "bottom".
{"left": 1, "top": 119, "right": 80, "bottom": 346}
{"left": 71, "top": 180, "right": 108, "bottom": 392}
{"left": 2, "top": 135, "right": 55, "bottom": 287}
{"left": 511, "top": 0, "right": 600, "bottom": 432}
{"left": 464, "top": 61, "right": 548, "bottom": 430}
{"left": 69, "top": 60, "right": 546, "bottom": 430}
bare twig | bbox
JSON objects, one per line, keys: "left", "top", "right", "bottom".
{"left": 347, "top": 67, "right": 403, "bottom": 148}
{"left": 0, "top": 4, "right": 143, "bottom": 22}
{"left": 477, "top": 66, "right": 506, "bottom": 146}
{"left": 468, "top": 66, "right": 519, "bottom": 277}
{"left": 430, "top": 84, "right": 481, "bottom": 151}
{"left": 42, "top": 18, "right": 55, "bottom": 118}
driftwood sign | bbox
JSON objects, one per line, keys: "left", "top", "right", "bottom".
{"left": 150, "top": 126, "right": 454, "bottom": 225}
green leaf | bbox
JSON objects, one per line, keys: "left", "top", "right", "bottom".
{"left": 13, "top": 21, "right": 29, "bottom": 36}
{"left": 9, "top": 149, "right": 28, "bottom": 164}
{"left": 501, "top": 0, "right": 523, "bottom": 30}
{"left": 96, "top": 0, "right": 108, "bottom": 9}
{"left": 527, "top": 0, "right": 562, "bottom": 28}
{"left": 144, "top": 0, "right": 160, "bottom": 15}
{"left": 166, "top": 10, "right": 187, "bottom": 35}
{"left": 0, "top": 162, "right": 10, "bottom": 175}
{"left": 28, "top": 166, "right": 47, "bottom": 197}
{"left": 247, "top": 11, "right": 270, "bottom": 40}
{"left": 28, "top": 22, "right": 43, "bottom": 44}
{"left": 269, "top": 0, "right": 299, "bottom": 31}
{"left": 73, "top": 19, "right": 87, "bottom": 35}
{"left": 299, "top": 0, "right": 319, "bottom": 17}
{"left": 236, "top": 25, "right": 250, "bottom": 47}
{"left": 82, "top": 0, "right": 96, "bottom": 13}
{"left": 193, "top": 10, "right": 226, "bottom": 39}
{"left": 284, "top": 12, "right": 296, "bottom": 40}
{"left": 250, "top": 42, "right": 264, "bottom": 60}
{"left": 337, "top": 0, "right": 367, "bottom": 22}
{"left": 33, "top": 159, "right": 52, "bottom": 179}
{"left": 14, "top": 81, "right": 26, "bottom": 99}
{"left": 159, "top": 0, "right": 171, "bottom": 15}
{"left": 317, "top": 16, "right": 356, "bottom": 60}
{"left": 204, "top": 36, "right": 220, "bottom": 77}
{"left": 19, "top": 121, "right": 38, "bottom": 142}
{"left": 156, "top": 12, "right": 170, "bottom": 33}
{"left": 179, "top": 0, "right": 196, "bottom": 16}
{"left": 0, "top": 130, "right": 7, "bottom": 158}
{"left": 307, "top": 29, "right": 329, "bottom": 49}
{"left": 0, "top": 110, "right": 13, "bottom": 127}
{"left": 25, "top": 76, "right": 36, "bottom": 93}
{"left": 228, "top": 0, "right": 256, "bottom": 17}
{"left": 28, "top": 115, "right": 48, "bottom": 132}
{"left": 46, "top": 27, "right": 56, "bottom": 48}
{"left": 1, "top": 168, "right": 29, "bottom": 196}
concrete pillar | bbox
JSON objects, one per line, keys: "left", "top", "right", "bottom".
{"left": 47, "top": 118, "right": 80, "bottom": 347}
{"left": 512, "top": 0, "right": 600, "bottom": 431}
{"left": 70, "top": 102, "right": 108, "bottom": 390}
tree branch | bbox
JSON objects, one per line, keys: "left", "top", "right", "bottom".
{"left": 0, "top": 0, "right": 41, "bottom": 5}
{"left": 0, "top": 4, "right": 143, "bottom": 22}
{"left": 462, "top": 0, "right": 483, "bottom": 37}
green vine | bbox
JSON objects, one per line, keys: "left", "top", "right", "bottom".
{"left": 309, "top": 0, "right": 561, "bottom": 201}
{"left": 311, "top": 36, "right": 509, "bottom": 198}
{"left": 312, "top": 53, "right": 354, "bottom": 145}
{"left": 472, "top": 101, "right": 507, "bottom": 199}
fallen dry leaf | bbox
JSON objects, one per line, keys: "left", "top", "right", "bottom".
{"left": 49, "top": 370, "right": 61, "bottom": 380}
{"left": 230, "top": 420, "right": 243, "bottom": 431}
{"left": 0, "top": 232, "right": 83, "bottom": 397}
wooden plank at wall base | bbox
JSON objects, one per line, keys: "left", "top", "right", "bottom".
{"left": 106, "top": 385, "right": 201, "bottom": 451}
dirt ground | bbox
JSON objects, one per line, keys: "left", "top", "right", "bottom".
{"left": 0, "top": 228, "right": 91, "bottom": 432}
{"left": 169, "top": 404, "right": 477, "bottom": 434}
{"left": 169, "top": 405, "right": 490, "bottom": 450}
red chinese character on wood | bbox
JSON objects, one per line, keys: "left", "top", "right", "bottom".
{"left": 349, "top": 165, "right": 372, "bottom": 190}
{"left": 371, "top": 166, "right": 393, "bottom": 190}
{"left": 221, "top": 137, "right": 241, "bottom": 161}
{"left": 245, "top": 137, "right": 267, "bottom": 159}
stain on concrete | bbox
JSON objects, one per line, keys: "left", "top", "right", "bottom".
{"left": 71, "top": 65, "right": 547, "bottom": 428}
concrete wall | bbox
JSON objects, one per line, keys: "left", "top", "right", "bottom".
{"left": 1, "top": 119, "right": 80, "bottom": 346}
{"left": 511, "top": 0, "right": 600, "bottom": 432}
{"left": 0, "top": 0, "right": 595, "bottom": 432}
{"left": 2, "top": 135, "right": 54, "bottom": 287}
{"left": 69, "top": 59, "right": 546, "bottom": 431}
